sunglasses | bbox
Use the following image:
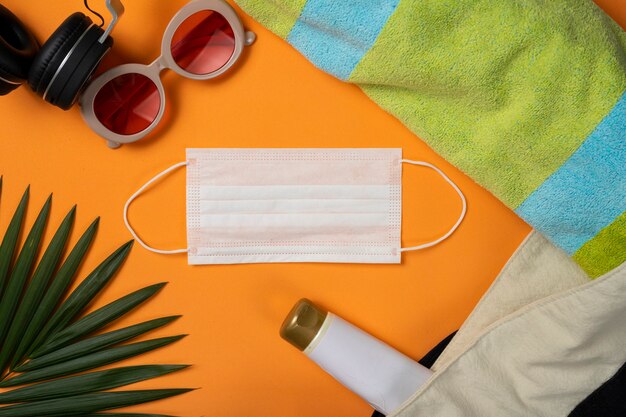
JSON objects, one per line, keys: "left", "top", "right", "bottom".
{"left": 80, "top": 0, "right": 255, "bottom": 148}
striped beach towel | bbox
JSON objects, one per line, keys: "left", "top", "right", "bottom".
{"left": 235, "top": 0, "right": 626, "bottom": 277}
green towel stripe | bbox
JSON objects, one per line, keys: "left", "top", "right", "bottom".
{"left": 236, "top": 0, "right": 307, "bottom": 39}
{"left": 515, "top": 91, "right": 626, "bottom": 255}
{"left": 573, "top": 212, "right": 626, "bottom": 278}
{"left": 352, "top": 0, "right": 626, "bottom": 207}
{"left": 233, "top": 0, "right": 626, "bottom": 276}
{"left": 286, "top": 0, "right": 401, "bottom": 80}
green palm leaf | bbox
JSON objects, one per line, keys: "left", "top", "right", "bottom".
{"left": 11, "top": 217, "right": 100, "bottom": 367}
{"left": 0, "top": 186, "right": 28, "bottom": 298}
{"left": 0, "top": 205, "right": 76, "bottom": 375}
{"left": 0, "top": 389, "right": 194, "bottom": 416}
{"left": 0, "top": 194, "right": 52, "bottom": 351}
{"left": 0, "top": 365, "right": 188, "bottom": 403}
{"left": 1, "top": 336, "right": 186, "bottom": 388}
{"left": 30, "top": 240, "right": 134, "bottom": 357}
{"left": 36, "top": 282, "right": 168, "bottom": 356}
{"left": 15, "top": 316, "right": 181, "bottom": 373}
{"left": 0, "top": 181, "right": 191, "bottom": 414}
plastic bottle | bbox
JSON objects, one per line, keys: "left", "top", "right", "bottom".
{"left": 280, "top": 299, "right": 433, "bottom": 415}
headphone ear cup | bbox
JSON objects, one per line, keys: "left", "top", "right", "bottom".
{"left": 27, "top": 12, "right": 91, "bottom": 97}
{"left": 46, "top": 28, "right": 112, "bottom": 110}
{"left": 0, "top": 4, "right": 39, "bottom": 95}
{"left": 28, "top": 12, "right": 112, "bottom": 110}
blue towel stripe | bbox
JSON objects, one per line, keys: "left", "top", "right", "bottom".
{"left": 516, "top": 91, "right": 626, "bottom": 255}
{"left": 287, "top": 0, "right": 400, "bottom": 80}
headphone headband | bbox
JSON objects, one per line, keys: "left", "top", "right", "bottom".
{"left": 100, "top": 0, "right": 125, "bottom": 43}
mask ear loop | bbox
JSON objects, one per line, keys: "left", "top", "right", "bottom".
{"left": 399, "top": 159, "right": 467, "bottom": 252}
{"left": 123, "top": 161, "right": 189, "bottom": 254}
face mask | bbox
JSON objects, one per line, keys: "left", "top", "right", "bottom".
{"left": 124, "top": 148, "right": 466, "bottom": 265}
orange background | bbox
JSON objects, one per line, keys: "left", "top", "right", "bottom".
{"left": 0, "top": 1, "right": 623, "bottom": 415}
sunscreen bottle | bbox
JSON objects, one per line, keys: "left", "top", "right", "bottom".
{"left": 280, "top": 299, "right": 432, "bottom": 415}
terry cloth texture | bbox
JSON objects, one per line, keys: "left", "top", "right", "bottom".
{"left": 569, "top": 361, "right": 626, "bottom": 417}
{"left": 390, "top": 260, "right": 626, "bottom": 417}
{"left": 235, "top": 0, "right": 626, "bottom": 277}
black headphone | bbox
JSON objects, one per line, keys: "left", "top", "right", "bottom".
{"left": 0, "top": 2, "right": 121, "bottom": 110}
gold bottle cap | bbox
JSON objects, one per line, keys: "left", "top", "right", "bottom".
{"left": 280, "top": 299, "right": 328, "bottom": 351}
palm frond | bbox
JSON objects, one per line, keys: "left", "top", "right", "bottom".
{"left": 0, "top": 194, "right": 52, "bottom": 351}
{"left": 36, "top": 282, "right": 168, "bottom": 356}
{"left": 0, "top": 365, "right": 189, "bottom": 403}
{"left": 0, "top": 205, "right": 76, "bottom": 375}
{"left": 1, "top": 336, "right": 187, "bottom": 387}
{"left": 15, "top": 316, "right": 182, "bottom": 373}
{"left": 0, "top": 185, "right": 28, "bottom": 298}
{"left": 0, "top": 183, "right": 191, "bottom": 415}
{"left": 0, "top": 389, "right": 194, "bottom": 416}
{"left": 30, "top": 240, "right": 134, "bottom": 357}
{"left": 11, "top": 217, "right": 100, "bottom": 368}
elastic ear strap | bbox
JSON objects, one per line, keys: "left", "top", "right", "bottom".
{"left": 399, "top": 159, "right": 467, "bottom": 252}
{"left": 123, "top": 161, "right": 188, "bottom": 254}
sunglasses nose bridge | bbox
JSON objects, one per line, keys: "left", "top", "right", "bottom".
{"left": 148, "top": 57, "right": 168, "bottom": 75}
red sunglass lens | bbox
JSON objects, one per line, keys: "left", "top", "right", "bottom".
{"left": 171, "top": 10, "right": 235, "bottom": 75}
{"left": 93, "top": 73, "right": 161, "bottom": 136}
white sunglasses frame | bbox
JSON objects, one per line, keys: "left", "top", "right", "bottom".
{"left": 80, "top": 0, "right": 255, "bottom": 149}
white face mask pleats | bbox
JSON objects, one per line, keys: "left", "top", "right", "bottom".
{"left": 123, "top": 148, "right": 467, "bottom": 265}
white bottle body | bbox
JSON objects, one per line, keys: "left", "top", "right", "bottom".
{"left": 305, "top": 313, "right": 432, "bottom": 415}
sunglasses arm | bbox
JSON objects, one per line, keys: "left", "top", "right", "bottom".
{"left": 245, "top": 31, "right": 256, "bottom": 46}
{"left": 99, "top": 0, "right": 125, "bottom": 43}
